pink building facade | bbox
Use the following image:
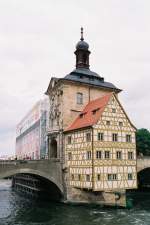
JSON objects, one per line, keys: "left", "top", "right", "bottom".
{"left": 16, "top": 98, "right": 49, "bottom": 160}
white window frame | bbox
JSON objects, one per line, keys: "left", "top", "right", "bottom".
{"left": 77, "top": 92, "right": 83, "bottom": 104}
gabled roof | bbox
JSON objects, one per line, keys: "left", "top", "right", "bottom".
{"left": 65, "top": 93, "right": 113, "bottom": 132}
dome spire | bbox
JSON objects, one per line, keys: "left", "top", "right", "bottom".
{"left": 74, "top": 28, "right": 91, "bottom": 69}
{"left": 80, "top": 27, "right": 84, "bottom": 41}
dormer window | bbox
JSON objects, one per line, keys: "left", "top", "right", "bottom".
{"left": 80, "top": 113, "right": 83, "bottom": 118}
{"left": 89, "top": 76, "right": 94, "bottom": 81}
{"left": 77, "top": 92, "right": 83, "bottom": 104}
{"left": 80, "top": 112, "right": 86, "bottom": 118}
{"left": 92, "top": 108, "right": 100, "bottom": 115}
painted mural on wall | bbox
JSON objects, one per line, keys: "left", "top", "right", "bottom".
{"left": 16, "top": 98, "right": 49, "bottom": 160}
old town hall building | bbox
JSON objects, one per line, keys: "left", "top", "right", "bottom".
{"left": 45, "top": 28, "right": 137, "bottom": 206}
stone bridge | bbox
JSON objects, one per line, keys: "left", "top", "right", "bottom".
{"left": 137, "top": 156, "right": 150, "bottom": 172}
{"left": 0, "top": 157, "right": 150, "bottom": 182}
{"left": 0, "top": 157, "right": 150, "bottom": 185}
{"left": 0, "top": 157, "right": 150, "bottom": 205}
{"left": 0, "top": 159, "right": 64, "bottom": 194}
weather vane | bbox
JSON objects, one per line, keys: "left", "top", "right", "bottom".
{"left": 80, "top": 27, "right": 84, "bottom": 41}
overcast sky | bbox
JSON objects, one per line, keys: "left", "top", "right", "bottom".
{"left": 0, "top": 0, "right": 150, "bottom": 156}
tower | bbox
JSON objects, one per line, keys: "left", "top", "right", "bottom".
{"left": 74, "top": 27, "right": 90, "bottom": 69}
{"left": 45, "top": 28, "right": 121, "bottom": 160}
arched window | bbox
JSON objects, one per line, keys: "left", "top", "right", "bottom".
{"left": 50, "top": 139, "right": 57, "bottom": 158}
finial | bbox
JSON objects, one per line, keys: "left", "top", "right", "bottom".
{"left": 80, "top": 27, "right": 84, "bottom": 41}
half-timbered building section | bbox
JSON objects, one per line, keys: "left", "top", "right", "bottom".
{"left": 65, "top": 128, "right": 93, "bottom": 189}
{"left": 64, "top": 93, "right": 137, "bottom": 191}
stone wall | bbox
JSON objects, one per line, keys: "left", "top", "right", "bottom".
{"left": 62, "top": 82, "right": 112, "bottom": 129}
{"left": 65, "top": 186, "right": 126, "bottom": 207}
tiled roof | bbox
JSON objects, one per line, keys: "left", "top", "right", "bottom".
{"left": 65, "top": 93, "right": 113, "bottom": 132}
{"left": 63, "top": 68, "right": 121, "bottom": 93}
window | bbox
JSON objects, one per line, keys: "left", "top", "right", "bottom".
{"left": 89, "top": 76, "right": 94, "bottom": 81}
{"left": 112, "top": 133, "right": 118, "bottom": 142}
{"left": 97, "top": 174, "right": 101, "bottom": 181}
{"left": 51, "top": 119, "right": 53, "bottom": 128}
{"left": 86, "top": 151, "right": 91, "bottom": 160}
{"left": 71, "top": 174, "right": 74, "bottom": 180}
{"left": 96, "top": 151, "right": 102, "bottom": 159}
{"left": 128, "top": 173, "right": 133, "bottom": 180}
{"left": 86, "top": 133, "right": 91, "bottom": 142}
{"left": 68, "top": 136, "right": 72, "bottom": 144}
{"left": 112, "top": 108, "right": 116, "bottom": 113}
{"left": 106, "top": 121, "right": 110, "bottom": 126}
{"left": 56, "top": 115, "right": 59, "bottom": 126}
{"left": 105, "top": 151, "right": 110, "bottom": 159}
{"left": 128, "top": 151, "right": 133, "bottom": 160}
{"left": 68, "top": 152, "right": 72, "bottom": 160}
{"left": 86, "top": 174, "right": 90, "bottom": 182}
{"left": 80, "top": 113, "right": 83, "bottom": 118}
{"left": 92, "top": 110, "right": 96, "bottom": 115}
{"left": 119, "top": 122, "right": 123, "bottom": 127}
{"left": 113, "top": 174, "right": 117, "bottom": 180}
{"left": 108, "top": 174, "right": 117, "bottom": 181}
{"left": 78, "top": 174, "right": 81, "bottom": 181}
{"left": 80, "top": 112, "right": 86, "bottom": 118}
{"left": 126, "top": 134, "right": 132, "bottom": 143}
{"left": 77, "top": 92, "right": 83, "bottom": 104}
{"left": 116, "top": 151, "right": 122, "bottom": 159}
{"left": 98, "top": 133, "right": 104, "bottom": 141}
{"left": 108, "top": 174, "right": 111, "bottom": 181}
{"left": 92, "top": 108, "right": 100, "bottom": 115}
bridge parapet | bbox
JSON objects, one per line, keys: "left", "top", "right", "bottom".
{"left": 0, "top": 159, "right": 60, "bottom": 165}
{"left": 137, "top": 156, "right": 150, "bottom": 172}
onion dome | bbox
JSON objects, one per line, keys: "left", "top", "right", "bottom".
{"left": 76, "top": 27, "right": 89, "bottom": 50}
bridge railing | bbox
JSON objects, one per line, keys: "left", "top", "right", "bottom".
{"left": 137, "top": 156, "right": 150, "bottom": 159}
{"left": 0, "top": 159, "right": 60, "bottom": 165}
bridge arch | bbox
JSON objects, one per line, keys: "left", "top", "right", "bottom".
{"left": 0, "top": 168, "right": 63, "bottom": 195}
{"left": 0, "top": 160, "right": 64, "bottom": 201}
{"left": 137, "top": 167, "right": 150, "bottom": 190}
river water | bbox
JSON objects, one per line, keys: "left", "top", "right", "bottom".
{"left": 0, "top": 180, "right": 150, "bottom": 225}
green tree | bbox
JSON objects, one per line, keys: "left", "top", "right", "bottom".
{"left": 136, "top": 129, "right": 150, "bottom": 156}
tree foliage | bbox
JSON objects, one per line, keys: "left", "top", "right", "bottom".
{"left": 136, "top": 129, "right": 150, "bottom": 156}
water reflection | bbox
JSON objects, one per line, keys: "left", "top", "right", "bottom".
{"left": 0, "top": 180, "right": 150, "bottom": 225}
